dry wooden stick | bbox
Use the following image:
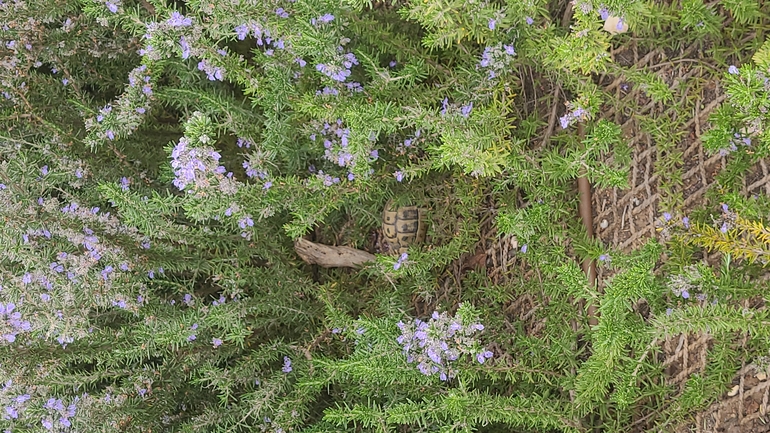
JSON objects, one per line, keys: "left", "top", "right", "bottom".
{"left": 539, "top": 87, "right": 561, "bottom": 150}
{"left": 294, "top": 238, "right": 376, "bottom": 268}
{"left": 577, "top": 123, "right": 599, "bottom": 327}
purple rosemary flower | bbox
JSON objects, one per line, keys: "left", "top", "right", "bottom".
{"left": 479, "top": 47, "right": 492, "bottom": 68}
{"left": 235, "top": 24, "right": 249, "bottom": 40}
{"left": 197, "top": 60, "right": 224, "bottom": 81}
{"left": 397, "top": 309, "right": 488, "bottom": 380}
{"left": 393, "top": 252, "right": 408, "bottom": 270}
{"left": 440, "top": 97, "right": 449, "bottom": 116}
{"left": 167, "top": 11, "right": 192, "bottom": 27}
{"left": 238, "top": 216, "right": 254, "bottom": 229}
{"left": 179, "top": 36, "right": 191, "bottom": 59}
{"left": 282, "top": 356, "right": 293, "bottom": 373}
{"left": 476, "top": 350, "right": 493, "bottom": 364}
{"left": 460, "top": 102, "right": 473, "bottom": 118}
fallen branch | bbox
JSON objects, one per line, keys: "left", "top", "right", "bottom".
{"left": 294, "top": 238, "right": 376, "bottom": 268}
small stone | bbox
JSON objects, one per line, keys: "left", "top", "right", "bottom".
{"left": 727, "top": 384, "right": 740, "bottom": 397}
{"left": 756, "top": 372, "right": 767, "bottom": 381}
{"left": 599, "top": 219, "right": 609, "bottom": 229}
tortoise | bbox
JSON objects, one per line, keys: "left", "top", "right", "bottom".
{"left": 382, "top": 200, "right": 428, "bottom": 254}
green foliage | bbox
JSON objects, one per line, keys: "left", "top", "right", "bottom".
{"left": 678, "top": 0, "right": 723, "bottom": 41}
{"left": 542, "top": 118, "right": 631, "bottom": 188}
{"left": 575, "top": 241, "right": 662, "bottom": 411}
{"left": 2, "top": 0, "right": 770, "bottom": 432}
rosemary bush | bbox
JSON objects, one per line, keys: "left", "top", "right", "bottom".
{"left": 1, "top": 0, "right": 770, "bottom": 432}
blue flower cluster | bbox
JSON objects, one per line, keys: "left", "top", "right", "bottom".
{"left": 316, "top": 52, "right": 359, "bottom": 82}
{"left": 276, "top": 8, "right": 290, "bottom": 19}
{"left": 559, "top": 101, "right": 589, "bottom": 129}
{"left": 397, "top": 311, "right": 492, "bottom": 381}
{"left": 477, "top": 42, "right": 516, "bottom": 80}
{"left": 166, "top": 11, "right": 192, "bottom": 28}
{"left": 41, "top": 396, "right": 78, "bottom": 429}
{"left": 394, "top": 129, "right": 421, "bottom": 155}
{"left": 666, "top": 265, "right": 716, "bottom": 306}
{"left": 0, "top": 302, "right": 31, "bottom": 343}
{"left": 310, "top": 14, "right": 335, "bottom": 26}
{"left": 667, "top": 265, "right": 701, "bottom": 299}
{"left": 170, "top": 137, "right": 225, "bottom": 192}
{"left": 315, "top": 170, "right": 341, "bottom": 187}
{"left": 716, "top": 202, "right": 737, "bottom": 234}
{"left": 242, "top": 160, "right": 267, "bottom": 180}
{"left": 85, "top": 64, "right": 154, "bottom": 146}
{"left": 316, "top": 86, "right": 339, "bottom": 97}
{"left": 197, "top": 59, "right": 225, "bottom": 81}
{"left": 718, "top": 132, "right": 752, "bottom": 156}
{"left": 2, "top": 382, "right": 30, "bottom": 420}
{"left": 235, "top": 20, "right": 287, "bottom": 59}
{"left": 313, "top": 119, "right": 355, "bottom": 169}
{"left": 282, "top": 356, "right": 293, "bottom": 373}
{"left": 104, "top": 0, "right": 119, "bottom": 14}
{"left": 234, "top": 21, "right": 275, "bottom": 45}
{"left": 237, "top": 138, "right": 273, "bottom": 191}
{"left": 308, "top": 119, "right": 376, "bottom": 183}
{"left": 439, "top": 98, "right": 476, "bottom": 119}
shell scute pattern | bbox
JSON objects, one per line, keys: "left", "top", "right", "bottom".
{"left": 382, "top": 201, "right": 427, "bottom": 254}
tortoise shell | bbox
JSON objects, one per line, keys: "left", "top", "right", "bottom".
{"left": 382, "top": 201, "right": 427, "bottom": 254}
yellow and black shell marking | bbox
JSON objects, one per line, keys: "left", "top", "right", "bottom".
{"left": 382, "top": 201, "right": 427, "bottom": 254}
